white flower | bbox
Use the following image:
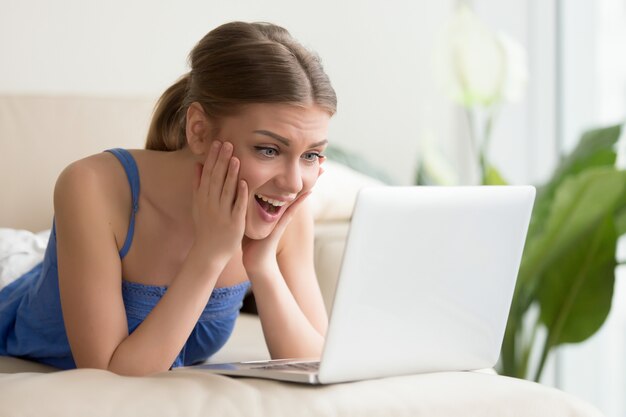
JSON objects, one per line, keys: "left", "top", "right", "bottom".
{"left": 418, "top": 129, "right": 459, "bottom": 185}
{"left": 497, "top": 31, "right": 528, "bottom": 103}
{"left": 434, "top": 3, "right": 528, "bottom": 108}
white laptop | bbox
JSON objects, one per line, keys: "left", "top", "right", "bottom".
{"left": 189, "top": 186, "right": 536, "bottom": 384}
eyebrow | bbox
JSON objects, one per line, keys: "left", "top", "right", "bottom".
{"left": 253, "top": 130, "right": 328, "bottom": 148}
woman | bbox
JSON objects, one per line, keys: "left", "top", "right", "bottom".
{"left": 0, "top": 21, "right": 336, "bottom": 376}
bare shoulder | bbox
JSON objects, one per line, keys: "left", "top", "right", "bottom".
{"left": 55, "top": 152, "right": 129, "bottom": 209}
{"left": 54, "top": 151, "right": 133, "bottom": 249}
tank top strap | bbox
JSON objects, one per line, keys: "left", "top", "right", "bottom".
{"left": 104, "top": 148, "right": 140, "bottom": 259}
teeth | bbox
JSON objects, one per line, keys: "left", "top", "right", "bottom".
{"left": 255, "top": 194, "right": 286, "bottom": 207}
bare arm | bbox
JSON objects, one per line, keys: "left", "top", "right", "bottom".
{"left": 56, "top": 143, "right": 246, "bottom": 376}
{"left": 244, "top": 200, "right": 328, "bottom": 359}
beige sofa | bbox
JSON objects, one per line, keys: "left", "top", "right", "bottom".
{"left": 0, "top": 95, "right": 603, "bottom": 416}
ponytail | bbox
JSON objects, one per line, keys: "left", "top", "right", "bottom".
{"left": 145, "top": 22, "right": 336, "bottom": 152}
{"left": 145, "top": 74, "right": 190, "bottom": 151}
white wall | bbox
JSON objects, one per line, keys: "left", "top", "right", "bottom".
{"left": 0, "top": 0, "right": 459, "bottom": 185}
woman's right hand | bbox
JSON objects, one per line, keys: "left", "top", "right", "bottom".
{"left": 191, "top": 140, "right": 248, "bottom": 266}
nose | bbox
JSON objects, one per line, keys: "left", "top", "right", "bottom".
{"left": 274, "top": 159, "right": 303, "bottom": 194}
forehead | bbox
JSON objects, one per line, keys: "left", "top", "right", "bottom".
{"left": 220, "top": 103, "right": 331, "bottom": 142}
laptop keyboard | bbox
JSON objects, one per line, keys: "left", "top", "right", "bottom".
{"left": 252, "top": 361, "right": 320, "bottom": 372}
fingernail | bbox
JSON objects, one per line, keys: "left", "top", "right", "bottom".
{"left": 212, "top": 141, "right": 221, "bottom": 149}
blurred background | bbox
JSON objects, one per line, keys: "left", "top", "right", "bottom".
{"left": 1, "top": 0, "right": 625, "bottom": 415}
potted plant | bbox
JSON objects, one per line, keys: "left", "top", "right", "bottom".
{"left": 501, "top": 124, "right": 626, "bottom": 380}
{"left": 421, "top": 3, "right": 626, "bottom": 381}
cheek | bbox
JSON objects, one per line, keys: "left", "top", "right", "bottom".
{"left": 301, "top": 166, "right": 320, "bottom": 191}
{"left": 237, "top": 159, "right": 270, "bottom": 188}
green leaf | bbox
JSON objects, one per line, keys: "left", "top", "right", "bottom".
{"left": 415, "top": 160, "right": 435, "bottom": 185}
{"left": 615, "top": 206, "right": 626, "bottom": 236}
{"left": 515, "top": 168, "right": 626, "bottom": 309}
{"left": 539, "top": 168, "right": 625, "bottom": 253}
{"left": 501, "top": 123, "right": 624, "bottom": 380}
{"left": 525, "top": 124, "right": 621, "bottom": 247}
{"left": 483, "top": 164, "right": 507, "bottom": 185}
{"left": 538, "top": 214, "right": 616, "bottom": 344}
{"left": 550, "top": 124, "right": 621, "bottom": 187}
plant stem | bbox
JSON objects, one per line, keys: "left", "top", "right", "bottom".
{"left": 464, "top": 109, "right": 480, "bottom": 182}
{"left": 466, "top": 107, "right": 497, "bottom": 184}
{"left": 520, "top": 315, "right": 540, "bottom": 380}
{"left": 501, "top": 308, "right": 519, "bottom": 376}
{"left": 480, "top": 110, "right": 495, "bottom": 183}
{"left": 502, "top": 180, "right": 591, "bottom": 379}
{"left": 482, "top": 107, "right": 502, "bottom": 184}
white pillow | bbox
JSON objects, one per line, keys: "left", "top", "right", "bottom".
{"left": 0, "top": 228, "right": 50, "bottom": 289}
{"left": 309, "top": 160, "right": 384, "bottom": 222}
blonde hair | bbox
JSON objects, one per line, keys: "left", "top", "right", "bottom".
{"left": 146, "top": 21, "right": 337, "bottom": 151}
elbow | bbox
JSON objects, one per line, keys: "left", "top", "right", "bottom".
{"left": 74, "top": 355, "right": 168, "bottom": 377}
{"left": 270, "top": 334, "right": 325, "bottom": 360}
{"left": 105, "top": 358, "right": 170, "bottom": 377}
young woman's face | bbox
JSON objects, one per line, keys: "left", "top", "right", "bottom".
{"left": 214, "top": 103, "right": 330, "bottom": 239}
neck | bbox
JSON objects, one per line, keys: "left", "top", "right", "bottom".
{"left": 146, "top": 147, "right": 200, "bottom": 228}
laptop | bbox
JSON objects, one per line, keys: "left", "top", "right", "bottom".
{"left": 188, "top": 185, "right": 536, "bottom": 384}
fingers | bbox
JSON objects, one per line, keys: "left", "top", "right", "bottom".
{"left": 271, "top": 191, "right": 311, "bottom": 237}
{"left": 197, "top": 141, "right": 246, "bottom": 218}
{"left": 199, "top": 140, "right": 222, "bottom": 195}
{"left": 221, "top": 156, "right": 240, "bottom": 207}
{"left": 287, "top": 191, "right": 312, "bottom": 215}
{"left": 209, "top": 142, "right": 234, "bottom": 200}
{"left": 198, "top": 141, "right": 236, "bottom": 202}
{"left": 234, "top": 180, "right": 248, "bottom": 219}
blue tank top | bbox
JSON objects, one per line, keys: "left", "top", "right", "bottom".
{"left": 0, "top": 148, "right": 250, "bottom": 369}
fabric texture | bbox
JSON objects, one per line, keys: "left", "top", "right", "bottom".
{"left": 0, "top": 228, "right": 50, "bottom": 289}
{"left": 0, "top": 364, "right": 604, "bottom": 417}
{"left": 0, "top": 148, "right": 249, "bottom": 369}
{"left": 0, "top": 314, "right": 604, "bottom": 417}
{"left": 309, "top": 160, "right": 384, "bottom": 221}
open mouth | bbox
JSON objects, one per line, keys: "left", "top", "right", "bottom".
{"left": 254, "top": 194, "right": 286, "bottom": 215}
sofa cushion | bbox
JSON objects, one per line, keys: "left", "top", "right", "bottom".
{"left": 0, "top": 95, "right": 155, "bottom": 232}
{"left": 0, "top": 365, "right": 602, "bottom": 417}
{"left": 309, "top": 160, "right": 384, "bottom": 222}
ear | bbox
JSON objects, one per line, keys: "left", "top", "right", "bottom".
{"left": 185, "top": 102, "right": 212, "bottom": 155}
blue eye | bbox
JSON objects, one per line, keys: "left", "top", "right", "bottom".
{"left": 255, "top": 147, "right": 279, "bottom": 158}
{"left": 302, "top": 152, "right": 322, "bottom": 163}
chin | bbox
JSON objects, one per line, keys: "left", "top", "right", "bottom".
{"left": 244, "top": 224, "right": 274, "bottom": 240}
{"left": 244, "top": 198, "right": 284, "bottom": 239}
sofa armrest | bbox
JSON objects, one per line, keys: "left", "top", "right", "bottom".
{"left": 314, "top": 220, "right": 350, "bottom": 314}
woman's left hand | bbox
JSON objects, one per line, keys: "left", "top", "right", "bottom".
{"left": 241, "top": 191, "right": 312, "bottom": 280}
